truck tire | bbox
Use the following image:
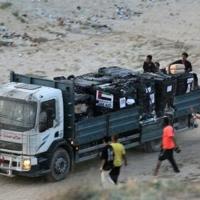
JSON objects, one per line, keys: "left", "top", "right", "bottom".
{"left": 144, "top": 139, "right": 161, "bottom": 153}
{"left": 46, "top": 148, "right": 71, "bottom": 182}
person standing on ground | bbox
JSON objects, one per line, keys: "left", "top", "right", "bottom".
{"left": 100, "top": 136, "right": 114, "bottom": 188}
{"left": 154, "top": 117, "right": 180, "bottom": 176}
{"left": 143, "top": 55, "right": 156, "bottom": 73}
{"left": 170, "top": 52, "right": 192, "bottom": 72}
{"left": 110, "top": 135, "right": 127, "bottom": 184}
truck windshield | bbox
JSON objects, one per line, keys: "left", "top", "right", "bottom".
{"left": 0, "top": 98, "right": 37, "bottom": 132}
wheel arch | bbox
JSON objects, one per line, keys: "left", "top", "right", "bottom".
{"left": 47, "top": 139, "right": 75, "bottom": 170}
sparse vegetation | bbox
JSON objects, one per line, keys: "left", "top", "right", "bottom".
{"left": 0, "top": 2, "right": 12, "bottom": 9}
{"left": 12, "top": 11, "right": 26, "bottom": 23}
{"left": 0, "top": 40, "right": 13, "bottom": 47}
{"left": 12, "top": 11, "right": 19, "bottom": 17}
{"left": 51, "top": 180, "right": 200, "bottom": 200}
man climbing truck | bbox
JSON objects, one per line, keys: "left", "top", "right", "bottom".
{"left": 0, "top": 69, "right": 199, "bottom": 181}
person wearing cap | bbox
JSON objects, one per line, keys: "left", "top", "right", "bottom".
{"left": 170, "top": 52, "right": 192, "bottom": 72}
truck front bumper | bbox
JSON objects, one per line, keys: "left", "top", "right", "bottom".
{"left": 0, "top": 152, "right": 49, "bottom": 177}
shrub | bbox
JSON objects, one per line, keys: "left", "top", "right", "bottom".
{"left": 0, "top": 2, "right": 12, "bottom": 9}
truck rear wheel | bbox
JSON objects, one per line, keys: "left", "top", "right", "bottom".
{"left": 144, "top": 139, "right": 161, "bottom": 153}
{"left": 46, "top": 148, "right": 71, "bottom": 182}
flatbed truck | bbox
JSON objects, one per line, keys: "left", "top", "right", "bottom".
{"left": 0, "top": 71, "right": 199, "bottom": 181}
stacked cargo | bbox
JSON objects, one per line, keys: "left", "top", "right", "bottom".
{"left": 72, "top": 67, "right": 138, "bottom": 116}
{"left": 54, "top": 66, "right": 199, "bottom": 122}
{"left": 74, "top": 93, "right": 94, "bottom": 121}
{"left": 98, "top": 66, "right": 136, "bottom": 79}
{"left": 94, "top": 79, "right": 137, "bottom": 115}
{"left": 74, "top": 73, "right": 112, "bottom": 94}
{"left": 171, "top": 73, "right": 195, "bottom": 95}
{"left": 138, "top": 73, "right": 176, "bottom": 117}
{"left": 135, "top": 75, "right": 156, "bottom": 119}
{"left": 72, "top": 73, "right": 111, "bottom": 120}
{"left": 94, "top": 67, "right": 138, "bottom": 114}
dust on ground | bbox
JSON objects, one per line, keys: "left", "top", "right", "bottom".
{"left": 0, "top": 126, "right": 199, "bottom": 200}
{"left": 0, "top": 0, "right": 200, "bottom": 200}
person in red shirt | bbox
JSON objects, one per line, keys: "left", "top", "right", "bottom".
{"left": 154, "top": 117, "right": 180, "bottom": 176}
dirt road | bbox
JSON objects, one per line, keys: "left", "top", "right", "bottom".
{"left": 0, "top": 1, "right": 200, "bottom": 199}
{"left": 0, "top": 127, "right": 199, "bottom": 200}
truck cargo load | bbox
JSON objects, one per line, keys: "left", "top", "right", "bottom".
{"left": 0, "top": 69, "right": 198, "bottom": 182}
{"left": 138, "top": 72, "right": 176, "bottom": 117}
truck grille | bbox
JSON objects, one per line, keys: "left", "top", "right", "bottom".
{"left": 0, "top": 140, "right": 22, "bottom": 151}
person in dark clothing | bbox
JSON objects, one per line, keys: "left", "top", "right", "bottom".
{"left": 154, "top": 118, "right": 180, "bottom": 176}
{"left": 100, "top": 136, "right": 114, "bottom": 187}
{"left": 143, "top": 55, "right": 156, "bottom": 73}
{"left": 170, "top": 52, "right": 199, "bottom": 88}
{"left": 170, "top": 52, "right": 192, "bottom": 72}
{"left": 155, "top": 62, "right": 160, "bottom": 72}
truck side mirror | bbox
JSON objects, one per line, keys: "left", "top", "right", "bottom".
{"left": 39, "top": 111, "right": 48, "bottom": 132}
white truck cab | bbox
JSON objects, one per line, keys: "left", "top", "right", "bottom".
{"left": 0, "top": 82, "right": 64, "bottom": 177}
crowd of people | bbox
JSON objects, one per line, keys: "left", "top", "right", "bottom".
{"left": 99, "top": 52, "right": 194, "bottom": 187}
{"left": 99, "top": 117, "right": 181, "bottom": 188}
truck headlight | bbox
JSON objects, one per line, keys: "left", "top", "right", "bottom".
{"left": 22, "top": 159, "right": 31, "bottom": 171}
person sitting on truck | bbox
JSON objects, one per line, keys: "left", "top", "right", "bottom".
{"left": 154, "top": 117, "right": 180, "bottom": 176}
{"left": 143, "top": 55, "right": 156, "bottom": 73}
{"left": 110, "top": 135, "right": 127, "bottom": 184}
{"left": 170, "top": 52, "right": 192, "bottom": 72}
{"left": 100, "top": 136, "right": 115, "bottom": 188}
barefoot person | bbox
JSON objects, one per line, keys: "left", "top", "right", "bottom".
{"left": 154, "top": 117, "right": 180, "bottom": 176}
{"left": 110, "top": 135, "right": 127, "bottom": 184}
{"left": 100, "top": 136, "right": 114, "bottom": 188}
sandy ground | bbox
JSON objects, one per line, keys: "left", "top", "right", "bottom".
{"left": 0, "top": 0, "right": 200, "bottom": 199}
{"left": 0, "top": 127, "right": 199, "bottom": 200}
{"left": 1, "top": 0, "right": 200, "bottom": 82}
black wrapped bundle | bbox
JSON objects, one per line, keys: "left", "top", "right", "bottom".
{"left": 74, "top": 73, "right": 113, "bottom": 93}
{"left": 139, "top": 73, "right": 176, "bottom": 117}
{"left": 171, "top": 73, "right": 195, "bottom": 96}
{"left": 136, "top": 75, "right": 156, "bottom": 118}
{"left": 94, "top": 79, "right": 137, "bottom": 115}
{"left": 98, "top": 66, "right": 136, "bottom": 79}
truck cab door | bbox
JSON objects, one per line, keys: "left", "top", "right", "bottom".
{"left": 37, "top": 99, "right": 62, "bottom": 153}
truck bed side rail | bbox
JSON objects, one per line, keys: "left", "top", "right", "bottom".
{"left": 174, "top": 89, "right": 200, "bottom": 118}
{"left": 10, "top": 71, "right": 73, "bottom": 90}
{"left": 140, "top": 118, "right": 163, "bottom": 143}
{"left": 75, "top": 107, "right": 140, "bottom": 145}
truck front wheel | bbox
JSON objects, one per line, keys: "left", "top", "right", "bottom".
{"left": 46, "top": 148, "right": 71, "bottom": 182}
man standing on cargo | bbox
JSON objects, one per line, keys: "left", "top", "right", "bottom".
{"left": 100, "top": 136, "right": 115, "bottom": 188}
{"left": 170, "top": 52, "right": 192, "bottom": 72}
{"left": 110, "top": 135, "right": 127, "bottom": 184}
{"left": 154, "top": 118, "right": 180, "bottom": 176}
